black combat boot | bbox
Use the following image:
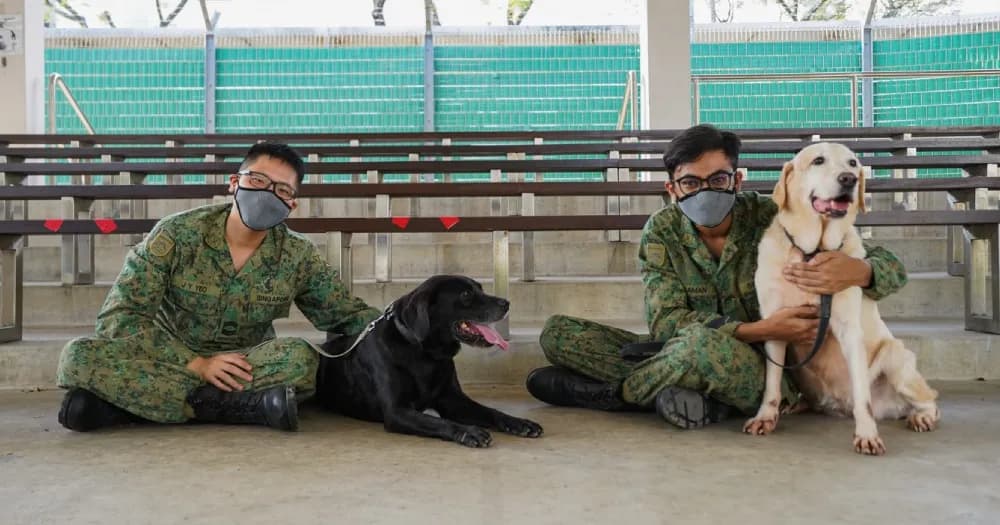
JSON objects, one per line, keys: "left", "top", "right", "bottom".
{"left": 185, "top": 384, "right": 299, "bottom": 431}
{"left": 525, "top": 366, "right": 638, "bottom": 411}
{"left": 654, "top": 386, "right": 733, "bottom": 430}
{"left": 58, "top": 388, "right": 147, "bottom": 432}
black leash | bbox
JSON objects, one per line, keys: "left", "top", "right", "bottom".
{"left": 760, "top": 229, "right": 840, "bottom": 370}
{"left": 314, "top": 301, "right": 421, "bottom": 359}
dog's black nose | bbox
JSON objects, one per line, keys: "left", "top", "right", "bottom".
{"left": 837, "top": 172, "right": 857, "bottom": 188}
{"left": 497, "top": 298, "right": 510, "bottom": 309}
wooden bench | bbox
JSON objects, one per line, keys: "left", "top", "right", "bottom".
{"left": 1, "top": 128, "right": 998, "bottom": 344}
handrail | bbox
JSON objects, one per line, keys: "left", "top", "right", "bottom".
{"left": 47, "top": 73, "right": 95, "bottom": 135}
{"left": 691, "top": 68, "right": 1000, "bottom": 127}
{"left": 691, "top": 68, "right": 1000, "bottom": 82}
{"left": 616, "top": 70, "right": 638, "bottom": 131}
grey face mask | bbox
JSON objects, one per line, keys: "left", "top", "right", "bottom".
{"left": 677, "top": 189, "right": 736, "bottom": 228}
{"left": 234, "top": 186, "right": 291, "bottom": 231}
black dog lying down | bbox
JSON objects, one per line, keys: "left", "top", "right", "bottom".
{"left": 315, "top": 275, "right": 543, "bottom": 447}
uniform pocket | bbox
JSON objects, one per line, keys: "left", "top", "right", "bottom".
{"left": 246, "top": 288, "right": 292, "bottom": 323}
{"left": 173, "top": 287, "right": 222, "bottom": 313}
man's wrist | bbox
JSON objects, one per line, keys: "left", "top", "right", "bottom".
{"left": 186, "top": 356, "right": 206, "bottom": 376}
{"left": 859, "top": 259, "right": 874, "bottom": 288}
{"left": 734, "top": 319, "right": 769, "bottom": 343}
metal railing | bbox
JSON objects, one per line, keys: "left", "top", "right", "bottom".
{"left": 47, "top": 73, "right": 95, "bottom": 135}
{"left": 692, "top": 68, "right": 1000, "bottom": 128}
{"left": 616, "top": 70, "right": 639, "bottom": 132}
{"left": 47, "top": 73, "right": 97, "bottom": 286}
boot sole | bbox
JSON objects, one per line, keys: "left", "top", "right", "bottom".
{"left": 655, "top": 387, "right": 720, "bottom": 430}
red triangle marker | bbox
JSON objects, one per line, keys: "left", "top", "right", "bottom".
{"left": 94, "top": 218, "right": 118, "bottom": 234}
{"left": 391, "top": 216, "right": 410, "bottom": 229}
{"left": 439, "top": 216, "right": 460, "bottom": 230}
{"left": 43, "top": 219, "right": 64, "bottom": 232}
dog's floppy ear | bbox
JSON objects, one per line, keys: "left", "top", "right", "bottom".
{"left": 858, "top": 165, "right": 868, "bottom": 214}
{"left": 394, "top": 288, "right": 431, "bottom": 344}
{"left": 773, "top": 160, "right": 794, "bottom": 210}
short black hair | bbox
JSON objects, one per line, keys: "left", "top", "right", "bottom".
{"left": 240, "top": 142, "right": 306, "bottom": 185}
{"left": 662, "top": 124, "right": 741, "bottom": 179}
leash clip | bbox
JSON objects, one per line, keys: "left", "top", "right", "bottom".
{"left": 314, "top": 302, "right": 396, "bottom": 359}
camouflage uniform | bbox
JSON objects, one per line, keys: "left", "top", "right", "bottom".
{"left": 539, "top": 192, "right": 908, "bottom": 414}
{"left": 57, "top": 203, "right": 380, "bottom": 423}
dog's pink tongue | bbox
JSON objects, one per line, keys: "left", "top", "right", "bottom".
{"left": 812, "top": 198, "right": 833, "bottom": 213}
{"left": 830, "top": 199, "right": 850, "bottom": 211}
{"left": 469, "top": 322, "right": 509, "bottom": 351}
{"left": 813, "top": 198, "right": 850, "bottom": 213}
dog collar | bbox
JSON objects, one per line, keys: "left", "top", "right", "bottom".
{"left": 783, "top": 228, "right": 843, "bottom": 262}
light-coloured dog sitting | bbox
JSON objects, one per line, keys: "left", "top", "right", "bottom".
{"left": 744, "top": 142, "right": 940, "bottom": 455}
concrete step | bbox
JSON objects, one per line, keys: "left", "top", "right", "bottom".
{"left": 20, "top": 272, "right": 966, "bottom": 328}
{"left": 19, "top": 235, "right": 952, "bottom": 282}
{"left": 2, "top": 318, "right": 997, "bottom": 390}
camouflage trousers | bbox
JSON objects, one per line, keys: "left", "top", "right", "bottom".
{"left": 56, "top": 328, "right": 319, "bottom": 424}
{"left": 539, "top": 315, "right": 795, "bottom": 415}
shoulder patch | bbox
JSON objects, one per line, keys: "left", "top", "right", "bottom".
{"left": 148, "top": 231, "right": 175, "bottom": 258}
{"left": 645, "top": 243, "right": 665, "bottom": 266}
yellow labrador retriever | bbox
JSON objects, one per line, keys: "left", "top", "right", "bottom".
{"left": 744, "top": 142, "right": 940, "bottom": 455}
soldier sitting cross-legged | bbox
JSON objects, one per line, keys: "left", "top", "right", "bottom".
{"left": 56, "top": 142, "right": 380, "bottom": 432}
{"left": 526, "top": 124, "right": 910, "bottom": 429}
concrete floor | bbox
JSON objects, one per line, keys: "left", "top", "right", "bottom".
{"left": 1, "top": 382, "right": 999, "bottom": 525}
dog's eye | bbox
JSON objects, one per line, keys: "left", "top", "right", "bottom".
{"left": 812, "top": 156, "right": 825, "bottom": 166}
{"left": 848, "top": 159, "right": 858, "bottom": 167}
{"left": 460, "top": 290, "right": 471, "bottom": 301}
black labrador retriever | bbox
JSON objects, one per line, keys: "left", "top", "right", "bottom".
{"left": 315, "top": 275, "right": 543, "bottom": 447}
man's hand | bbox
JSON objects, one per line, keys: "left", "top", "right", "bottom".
{"left": 783, "top": 251, "right": 872, "bottom": 295}
{"left": 735, "top": 305, "right": 820, "bottom": 345}
{"left": 765, "top": 305, "right": 821, "bottom": 345}
{"left": 187, "top": 353, "right": 253, "bottom": 392}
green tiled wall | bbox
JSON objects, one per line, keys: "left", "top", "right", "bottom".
{"left": 873, "top": 31, "right": 1000, "bottom": 127}
{"left": 215, "top": 47, "right": 424, "bottom": 133}
{"left": 45, "top": 48, "right": 204, "bottom": 134}
{"left": 43, "top": 30, "right": 998, "bottom": 142}
{"left": 434, "top": 45, "right": 639, "bottom": 131}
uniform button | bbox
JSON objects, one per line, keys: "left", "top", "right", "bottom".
{"left": 221, "top": 321, "right": 238, "bottom": 336}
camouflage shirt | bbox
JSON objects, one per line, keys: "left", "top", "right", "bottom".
{"left": 637, "top": 192, "right": 908, "bottom": 342}
{"left": 95, "top": 203, "right": 380, "bottom": 355}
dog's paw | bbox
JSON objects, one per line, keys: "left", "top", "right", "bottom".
{"left": 907, "top": 409, "right": 939, "bottom": 433}
{"left": 743, "top": 406, "right": 780, "bottom": 435}
{"left": 853, "top": 434, "right": 886, "bottom": 456}
{"left": 496, "top": 415, "right": 543, "bottom": 438}
{"left": 454, "top": 425, "right": 493, "bottom": 448}
{"left": 743, "top": 415, "right": 778, "bottom": 435}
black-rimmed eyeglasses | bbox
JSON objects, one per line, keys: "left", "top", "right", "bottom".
{"left": 238, "top": 170, "right": 298, "bottom": 200}
{"left": 673, "top": 171, "right": 734, "bottom": 196}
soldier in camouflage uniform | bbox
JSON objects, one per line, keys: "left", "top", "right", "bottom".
{"left": 526, "top": 125, "right": 908, "bottom": 429}
{"left": 57, "top": 142, "right": 379, "bottom": 432}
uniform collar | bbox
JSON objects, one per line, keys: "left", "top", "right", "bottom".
{"left": 203, "top": 203, "right": 285, "bottom": 276}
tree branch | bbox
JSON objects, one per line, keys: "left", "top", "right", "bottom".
{"left": 159, "top": 0, "right": 190, "bottom": 27}
{"left": 508, "top": 0, "right": 534, "bottom": 25}
{"left": 46, "top": 0, "right": 89, "bottom": 28}
{"left": 155, "top": 0, "right": 166, "bottom": 25}
{"left": 98, "top": 10, "right": 116, "bottom": 28}
{"left": 775, "top": 0, "right": 799, "bottom": 20}
{"left": 802, "top": 0, "right": 831, "bottom": 20}
{"left": 372, "top": 0, "right": 386, "bottom": 26}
